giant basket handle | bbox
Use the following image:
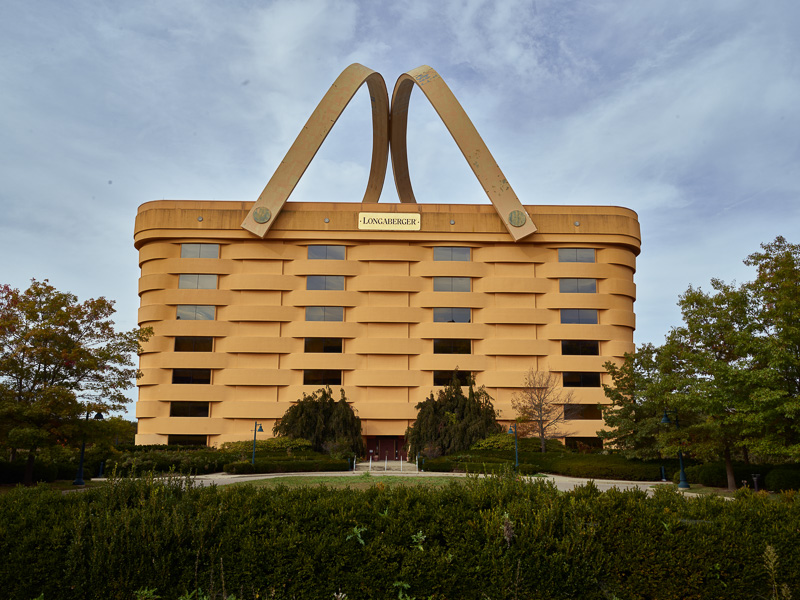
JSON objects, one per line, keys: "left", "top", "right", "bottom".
{"left": 390, "top": 66, "right": 536, "bottom": 241}
{"left": 242, "top": 64, "right": 389, "bottom": 237}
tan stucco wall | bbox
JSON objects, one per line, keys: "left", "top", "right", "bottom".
{"left": 134, "top": 201, "right": 640, "bottom": 446}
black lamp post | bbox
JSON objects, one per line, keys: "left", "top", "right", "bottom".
{"left": 661, "top": 409, "right": 690, "bottom": 489}
{"left": 507, "top": 423, "right": 519, "bottom": 471}
{"left": 73, "top": 411, "right": 104, "bottom": 486}
{"left": 251, "top": 421, "right": 264, "bottom": 465}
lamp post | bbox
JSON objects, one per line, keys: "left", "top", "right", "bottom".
{"left": 661, "top": 409, "right": 690, "bottom": 489}
{"left": 507, "top": 423, "right": 519, "bottom": 471}
{"left": 73, "top": 411, "right": 104, "bottom": 486}
{"left": 251, "top": 421, "right": 264, "bottom": 465}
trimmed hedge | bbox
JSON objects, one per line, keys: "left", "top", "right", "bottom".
{"left": 765, "top": 466, "right": 800, "bottom": 492}
{"left": 224, "top": 459, "right": 350, "bottom": 474}
{"left": 674, "top": 462, "right": 775, "bottom": 489}
{"left": 1, "top": 474, "right": 798, "bottom": 599}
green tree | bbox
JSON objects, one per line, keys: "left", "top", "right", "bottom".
{"left": 511, "top": 368, "right": 574, "bottom": 453}
{"left": 273, "top": 386, "right": 365, "bottom": 456}
{"left": 599, "top": 344, "right": 671, "bottom": 460}
{"left": 0, "top": 279, "right": 150, "bottom": 485}
{"left": 406, "top": 370, "right": 503, "bottom": 457}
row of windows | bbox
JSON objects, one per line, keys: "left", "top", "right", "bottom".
{"left": 172, "top": 304, "right": 599, "bottom": 325}
{"left": 167, "top": 400, "right": 603, "bottom": 420}
{"left": 176, "top": 274, "right": 597, "bottom": 294}
{"left": 170, "top": 368, "right": 601, "bottom": 387}
{"left": 170, "top": 337, "right": 601, "bottom": 356}
{"left": 179, "top": 244, "right": 597, "bottom": 263}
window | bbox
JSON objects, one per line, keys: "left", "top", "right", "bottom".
{"left": 560, "top": 309, "right": 598, "bottom": 324}
{"left": 167, "top": 434, "right": 207, "bottom": 446}
{"left": 561, "top": 340, "right": 600, "bottom": 356}
{"left": 433, "top": 277, "right": 470, "bottom": 292}
{"left": 433, "top": 339, "right": 471, "bottom": 354}
{"left": 303, "top": 370, "right": 342, "bottom": 385}
{"left": 433, "top": 370, "right": 471, "bottom": 386}
{"left": 172, "top": 369, "right": 211, "bottom": 384}
{"left": 308, "top": 245, "right": 345, "bottom": 260}
{"left": 305, "top": 306, "right": 344, "bottom": 321}
{"left": 558, "top": 248, "right": 595, "bottom": 263}
{"left": 304, "top": 338, "right": 343, "bottom": 353}
{"left": 178, "top": 274, "right": 217, "bottom": 289}
{"left": 170, "top": 401, "right": 210, "bottom": 417}
{"left": 174, "top": 336, "right": 213, "bottom": 352}
{"left": 176, "top": 305, "right": 215, "bottom": 320}
{"left": 181, "top": 243, "right": 219, "bottom": 259}
{"left": 563, "top": 372, "right": 602, "bottom": 387}
{"left": 307, "top": 275, "right": 345, "bottom": 291}
{"left": 433, "top": 247, "right": 470, "bottom": 261}
{"left": 563, "top": 404, "right": 603, "bottom": 420}
{"left": 559, "top": 278, "right": 597, "bottom": 293}
{"left": 433, "top": 307, "right": 471, "bottom": 323}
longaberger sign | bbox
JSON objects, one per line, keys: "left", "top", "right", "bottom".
{"left": 358, "top": 212, "right": 421, "bottom": 231}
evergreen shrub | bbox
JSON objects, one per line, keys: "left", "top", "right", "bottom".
{"left": 1, "top": 474, "right": 799, "bottom": 600}
{"left": 675, "top": 462, "right": 773, "bottom": 488}
{"left": 765, "top": 466, "right": 800, "bottom": 491}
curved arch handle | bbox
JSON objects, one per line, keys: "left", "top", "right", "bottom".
{"left": 390, "top": 66, "right": 536, "bottom": 241}
{"left": 242, "top": 63, "right": 389, "bottom": 237}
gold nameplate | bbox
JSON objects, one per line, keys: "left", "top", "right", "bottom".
{"left": 358, "top": 212, "right": 421, "bottom": 231}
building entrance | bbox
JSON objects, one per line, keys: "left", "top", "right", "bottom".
{"left": 365, "top": 435, "right": 407, "bottom": 461}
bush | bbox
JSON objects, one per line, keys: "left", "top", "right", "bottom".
{"left": 675, "top": 462, "right": 773, "bottom": 488}
{"left": 224, "top": 459, "right": 350, "bottom": 475}
{"left": 223, "top": 461, "right": 255, "bottom": 474}
{"left": 765, "top": 467, "right": 800, "bottom": 491}
{"left": 1, "top": 473, "right": 799, "bottom": 600}
{"left": 220, "top": 437, "right": 313, "bottom": 455}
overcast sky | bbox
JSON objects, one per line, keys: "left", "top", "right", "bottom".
{"left": 2, "top": 1, "right": 798, "bottom": 417}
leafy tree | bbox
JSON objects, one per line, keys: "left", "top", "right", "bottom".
{"left": 273, "top": 386, "right": 365, "bottom": 456}
{"left": 510, "top": 368, "right": 574, "bottom": 453}
{"left": 0, "top": 279, "right": 149, "bottom": 485}
{"left": 599, "top": 344, "right": 670, "bottom": 460}
{"left": 406, "top": 370, "right": 502, "bottom": 457}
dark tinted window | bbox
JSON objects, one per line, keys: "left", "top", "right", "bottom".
{"left": 174, "top": 337, "right": 213, "bottom": 352}
{"left": 433, "top": 339, "right": 471, "bottom": 354}
{"left": 558, "top": 248, "right": 595, "bottom": 263}
{"left": 559, "top": 278, "right": 597, "bottom": 293}
{"left": 561, "top": 340, "right": 600, "bottom": 355}
{"left": 308, "top": 245, "right": 345, "bottom": 260}
{"left": 433, "top": 370, "right": 471, "bottom": 386}
{"left": 563, "top": 404, "right": 603, "bottom": 420}
{"left": 176, "top": 305, "right": 215, "bottom": 320}
{"left": 305, "top": 306, "right": 344, "bottom": 321}
{"left": 563, "top": 372, "right": 602, "bottom": 387}
{"left": 178, "top": 274, "right": 217, "bottom": 289}
{"left": 433, "top": 247, "right": 470, "bottom": 261}
{"left": 307, "top": 275, "right": 345, "bottom": 290}
{"left": 304, "top": 338, "right": 343, "bottom": 353}
{"left": 170, "top": 402, "right": 210, "bottom": 417}
{"left": 172, "top": 369, "right": 211, "bottom": 384}
{"left": 167, "top": 434, "right": 207, "bottom": 446}
{"left": 560, "top": 309, "right": 598, "bottom": 324}
{"left": 181, "top": 244, "right": 219, "bottom": 258}
{"left": 303, "top": 370, "right": 342, "bottom": 386}
{"left": 433, "top": 308, "right": 471, "bottom": 323}
{"left": 433, "top": 277, "right": 470, "bottom": 292}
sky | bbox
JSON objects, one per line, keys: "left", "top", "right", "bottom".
{"left": 1, "top": 1, "right": 799, "bottom": 417}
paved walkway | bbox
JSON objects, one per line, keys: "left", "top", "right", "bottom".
{"left": 191, "top": 467, "right": 669, "bottom": 495}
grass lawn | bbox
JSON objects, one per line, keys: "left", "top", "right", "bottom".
{"left": 236, "top": 473, "right": 470, "bottom": 491}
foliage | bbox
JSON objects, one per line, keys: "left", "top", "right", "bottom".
{"left": 1, "top": 473, "right": 799, "bottom": 599}
{"left": 0, "top": 279, "right": 150, "bottom": 485}
{"left": 273, "top": 386, "right": 365, "bottom": 456}
{"left": 223, "top": 458, "right": 349, "bottom": 475}
{"left": 510, "top": 368, "right": 574, "bottom": 452}
{"left": 220, "top": 437, "right": 313, "bottom": 455}
{"left": 406, "top": 370, "right": 503, "bottom": 457}
{"left": 765, "top": 466, "right": 800, "bottom": 492}
{"left": 675, "top": 462, "right": 773, "bottom": 489}
{"left": 470, "top": 433, "right": 568, "bottom": 453}
{"left": 602, "top": 237, "right": 800, "bottom": 490}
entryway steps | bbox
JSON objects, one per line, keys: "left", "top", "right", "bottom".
{"left": 355, "top": 459, "right": 419, "bottom": 473}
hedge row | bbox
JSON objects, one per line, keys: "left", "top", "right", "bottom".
{"left": 224, "top": 459, "right": 350, "bottom": 474}
{"left": 673, "top": 462, "right": 800, "bottom": 491}
{"left": 1, "top": 474, "right": 798, "bottom": 600}
{"left": 425, "top": 452, "right": 670, "bottom": 481}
